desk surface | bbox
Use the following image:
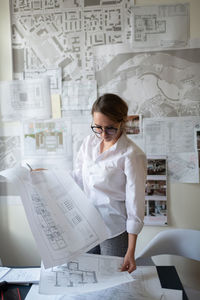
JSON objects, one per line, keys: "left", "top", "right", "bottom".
{"left": 3, "top": 266, "right": 188, "bottom": 300}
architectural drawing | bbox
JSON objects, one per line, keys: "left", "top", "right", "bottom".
{"left": 24, "top": 68, "right": 62, "bottom": 94}
{"left": 39, "top": 254, "right": 133, "bottom": 295}
{"left": 0, "top": 78, "right": 51, "bottom": 121}
{"left": 30, "top": 187, "right": 67, "bottom": 251}
{"left": 132, "top": 4, "right": 189, "bottom": 47}
{"left": 0, "top": 136, "right": 21, "bottom": 171}
{"left": 52, "top": 262, "right": 97, "bottom": 287}
{"left": 94, "top": 44, "right": 200, "bottom": 117}
{"left": 22, "top": 119, "right": 71, "bottom": 157}
{"left": 11, "top": 0, "right": 132, "bottom": 81}
{"left": 62, "top": 80, "right": 97, "bottom": 111}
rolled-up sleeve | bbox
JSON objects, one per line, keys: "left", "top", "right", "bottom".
{"left": 124, "top": 152, "right": 147, "bottom": 235}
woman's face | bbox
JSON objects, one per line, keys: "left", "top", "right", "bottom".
{"left": 92, "top": 112, "right": 122, "bottom": 142}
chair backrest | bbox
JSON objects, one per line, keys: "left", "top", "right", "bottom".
{"left": 136, "top": 229, "right": 200, "bottom": 264}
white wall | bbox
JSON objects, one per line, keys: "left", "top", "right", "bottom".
{"left": 0, "top": 0, "right": 200, "bottom": 290}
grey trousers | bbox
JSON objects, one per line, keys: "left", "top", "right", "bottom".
{"left": 87, "top": 231, "right": 128, "bottom": 257}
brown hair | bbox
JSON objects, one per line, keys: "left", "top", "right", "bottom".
{"left": 91, "top": 94, "right": 128, "bottom": 127}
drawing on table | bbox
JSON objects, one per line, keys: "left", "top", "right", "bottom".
{"left": 52, "top": 262, "right": 97, "bottom": 287}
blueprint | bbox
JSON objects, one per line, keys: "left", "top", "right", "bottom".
{"left": 132, "top": 4, "right": 189, "bottom": 48}
{"left": 62, "top": 80, "right": 97, "bottom": 111}
{"left": 0, "top": 122, "right": 21, "bottom": 171}
{"left": 11, "top": 0, "right": 132, "bottom": 81}
{"left": 39, "top": 254, "right": 133, "bottom": 295}
{"left": 0, "top": 166, "right": 109, "bottom": 268}
{"left": 0, "top": 78, "right": 51, "bottom": 121}
{"left": 26, "top": 266, "right": 163, "bottom": 300}
{"left": 94, "top": 44, "right": 200, "bottom": 117}
{"left": 24, "top": 68, "right": 62, "bottom": 94}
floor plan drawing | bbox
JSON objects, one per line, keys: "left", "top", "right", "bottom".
{"left": 52, "top": 262, "right": 97, "bottom": 287}
{"left": 132, "top": 4, "right": 189, "bottom": 48}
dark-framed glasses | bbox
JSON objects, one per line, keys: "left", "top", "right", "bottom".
{"left": 91, "top": 125, "right": 119, "bottom": 136}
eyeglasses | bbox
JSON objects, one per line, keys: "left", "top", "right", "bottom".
{"left": 91, "top": 125, "right": 119, "bottom": 136}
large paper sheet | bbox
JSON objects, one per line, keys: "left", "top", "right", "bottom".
{"left": 94, "top": 43, "right": 200, "bottom": 117}
{"left": 25, "top": 266, "right": 163, "bottom": 300}
{"left": 132, "top": 4, "right": 189, "bottom": 48}
{"left": 0, "top": 78, "right": 51, "bottom": 121}
{"left": 0, "top": 268, "right": 40, "bottom": 284}
{"left": 0, "top": 166, "right": 108, "bottom": 268}
{"left": 11, "top": 0, "right": 132, "bottom": 81}
{"left": 39, "top": 254, "right": 133, "bottom": 295}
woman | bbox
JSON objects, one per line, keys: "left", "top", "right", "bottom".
{"left": 73, "top": 93, "right": 147, "bottom": 273}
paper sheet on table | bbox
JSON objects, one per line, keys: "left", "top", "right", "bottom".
{"left": 39, "top": 254, "right": 133, "bottom": 295}
{"left": 26, "top": 266, "right": 163, "bottom": 300}
{"left": 0, "top": 78, "right": 51, "bottom": 121}
{"left": 0, "top": 268, "right": 40, "bottom": 284}
{"left": 0, "top": 267, "right": 10, "bottom": 280}
{"left": 0, "top": 166, "right": 108, "bottom": 268}
{"left": 161, "top": 288, "right": 182, "bottom": 300}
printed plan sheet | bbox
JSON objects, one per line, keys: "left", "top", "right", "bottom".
{"left": 39, "top": 254, "right": 133, "bottom": 295}
{"left": 94, "top": 43, "right": 200, "bottom": 118}
{"left": 25, "top": 266, "right": 164, "bottom": 299}
{"left": 0, "top": 166, "right": 108, "bottom": 268}
{"left": 62, "top": 80, "right": 97, "bottom": 111}
{"left": 22, "top": 119, "right": 73, "bottom": 170}
{"left": 0, "top": 122, "right": 21, "bottom": 171}
{"left": 144, "top": 116, "right": 200, "bottom": 183}
{"left": 0, "top": 78, "right": 51, "bottom": 121}
{"left": 132, "top": 4, "right": 189, "bottom": 48}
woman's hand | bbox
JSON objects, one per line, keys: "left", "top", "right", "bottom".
{"left": 121, "top": 252, "right": 136, "bottom": 273}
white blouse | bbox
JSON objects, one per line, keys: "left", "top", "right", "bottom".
{"left": 73, "top": 133, "right": 147, "bottom": 238}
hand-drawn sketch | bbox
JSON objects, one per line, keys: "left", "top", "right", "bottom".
{"left": 132, "top": 4, "right": 189, "bottom": 48}
{"left": 11, "top": 0, "right": 132, "bottom": 81}
{"left": 25, "top": 266, "right": 164, "bottom": 300}
{"left": 94, "top": 44, "right": 200, "bottom": 117}
{"left": 39, "top": 254, "right": 133, "bottom": 295}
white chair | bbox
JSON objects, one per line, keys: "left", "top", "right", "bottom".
{"left": 136, "top": 229, "right": 200, "bottom": 300}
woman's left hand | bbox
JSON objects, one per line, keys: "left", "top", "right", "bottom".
{"left": 121, "top": 253, "right": 136, "bottom": 273}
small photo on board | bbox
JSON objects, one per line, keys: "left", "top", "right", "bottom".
{"left": 147, "top": 158, "right": 166, "bottom": 176}
{"left": 145, "top": 200, "right": 167, "bottom": 225}
{"left": 145, "top": 180, "right": 166, "bottom": 197}
{"left": 125, "top": 115, "right": 141, "bottom": 135}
